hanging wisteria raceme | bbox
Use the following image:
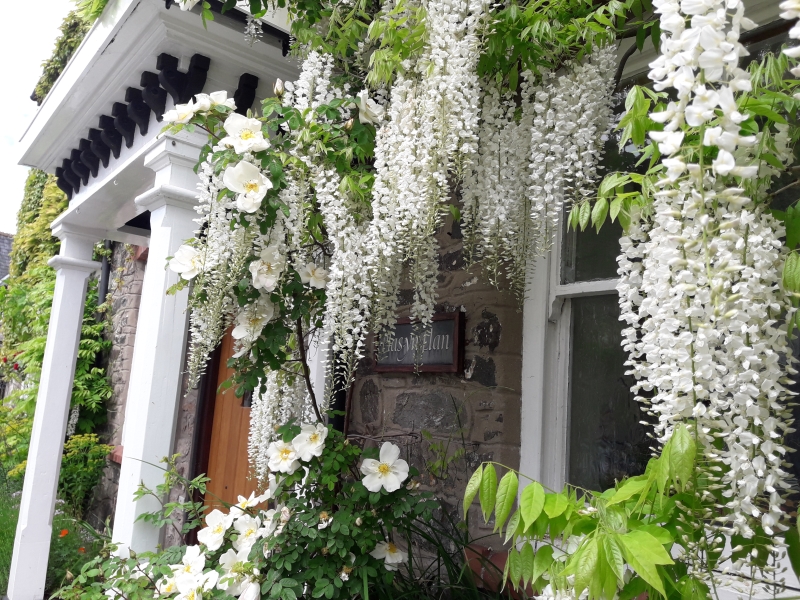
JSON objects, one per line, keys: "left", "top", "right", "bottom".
{"left": 367, "top": 0, "right": 488, "bottom": 334}
{"left": 617, "top": 0, "right": 795, "bottom": 542}
{"left": 461, "top": 45, "right": 616, "bottom": 298}
{"left": 248, "top": 370, "right": 313, "bottom": 486}
{"left": 172, "top": 157, "right": 253, "bottom": 386}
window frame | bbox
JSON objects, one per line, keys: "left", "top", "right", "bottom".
{"left": 519, "top": 223, "right": 620, "bottom": 492}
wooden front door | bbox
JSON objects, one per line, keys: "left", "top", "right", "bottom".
{"left": 203, "top": 332, "right": 258, "bottom": 511}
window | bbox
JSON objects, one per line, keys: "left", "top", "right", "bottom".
{"left": 520, "top": 20, "right": 798, "bottom": 496}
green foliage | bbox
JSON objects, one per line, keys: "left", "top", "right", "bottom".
{"left": 0, "top": 477, "right": 20, "bottom": 595}
{"left": 58, "top": 434, "right": 113, "bottom": 518}
{"left": 73, "top": 0, "right": 110, "bottom": 21}
{"left": 573, "top": 48, "right": 800, "bottom": 239}
{"left": 31, "top": 11, "right": 91, "bottom": 105}
{"left": 463, "top": 423, "right": 738, "bottom": 600}
{"left": 57, "top": 429, "right": 499, "bottom": 600}
{"left": 46, "top": 516, "right": 103, "bottom": 594}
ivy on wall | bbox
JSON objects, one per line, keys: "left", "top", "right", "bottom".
{"left": 0, "top": 8, "right": 111, "bottom": 492}
{"left": 30, "top": 11, "right": 91, "bottom": 106}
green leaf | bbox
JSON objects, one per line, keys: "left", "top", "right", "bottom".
{"left": 543, "top": 493, "right": 568, "bottom": 519}
{"left": 464, "top": 465, "right": 483, "bottom": 517}
{"left": 669, "top": 424, "right": 695, "bottom": 491}
{"left": 620, "top": 531, "right": 674, "bottom": 565}
{"left": 636, "top": 26, "right": 647, "bottom": 51}
{"left": 520, "top": 481, "right": 545, "bottom": 529}
{"left": 786, "top": 521, "right": 800, "bottom": 579}
{"left": 505, "top": 509, "right": 522, "bottom": 544}
{"left": 591, "top": 198, "right": 609, "bottom": 233}
{"left": 637, "top": 525, "right": 673, "bottom": 546}
{"left": 508, "top": 64, "right": 519, "bottom": 91}
{"left": 618, "top": 533, "right": 668, "bottom": 597}
{"left": 494, "top": 471, "right": 519, "bottom": 533}
{"left": 610, "top": 197, "right": 622, "bottom": 222}
{"left": 681, "top": 575, "right": 711, "bottom": 600}
{"left": 572, "top": 538, "right": 599, "bottom": 596}
{"left": 607, "top": 477, "right": 646, "bottom": 506}
{"left": 784, "top": 251, "right": 800, "bottom": 292}
{"left": 510, "top": 547, "right": 525, "bottom": 591}
{"left": 603, "top": 535, "right": 625, "bottom": 582}
{"left": 531, "top": 544, "right": 554, "bottom": 583}
{"left": 480, "top": 463, "right": 498, "bottom": 523}
{"left": 520, "top": 542, "right": 535, "bottom": 588}
{"left": 578, "top": 201, "right": 591, "bottom": 231}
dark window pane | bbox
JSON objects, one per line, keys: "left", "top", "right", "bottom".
{"left": 562, "top": 222, "right": 622, "bottom": 284}
{"left": 568, "top": 295, "right": 650, "bottom": 492}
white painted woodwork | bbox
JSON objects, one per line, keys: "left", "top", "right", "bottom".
{"left": 111, "top": 134, "right": 203, "bottom": 555}
{"left": 7, "top": 230, "right": 100, "bottom": 600}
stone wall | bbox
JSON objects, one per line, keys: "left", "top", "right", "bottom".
{"left": 86, "top": 243, "right": 146, "bottom": 531}
{"left": 348, "top": 213, "right": 523, "bottom": 544}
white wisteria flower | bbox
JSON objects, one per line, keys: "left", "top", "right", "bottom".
{"left": 194, "top": 91, "right": 236, "bottom": 112}
{"left": 360, "top": 442, "right": 409, "bottom": 493}
{"left": 369, "top": 541, "right": 408, "bottom": 571}
{"left": 299, "top": 262, "right": 328, "bottom": 289}
{"left": 178, "top": 0, "right": 201, "bottom": 10}
{"left": 163, "top": 100, "right": 197, "bottom": 124}
{"left": 232, "top": 514, "right": 262, "bottom": 553}
{"left": 196, "top": 508, "right": 233, "bottom": 551}
{"left": 249, "top": 246, "right": 285, "bottom": 291}
{"left": 223, "top": 161, "right": 273, "bottom": 213}
{"left": 220, "top": 113, "right": 270, "bottom": 153}
{"left": 292, "top": 422, "right": 328, "bottom": 461}
{"left": 231, "top": 297, "right": 276, "bottom": 343}
{"left": 169, "top": 244, "right": 205, "bottom": 280}
{"left": 267, "top": 440, "right": 301, "bottom": 474}
{"left": 355, "top": 90, "right": 385, "bottom": 124}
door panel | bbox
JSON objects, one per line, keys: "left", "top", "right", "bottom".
{"left": 204, "top": 332, "right": 257, "bottom": 511}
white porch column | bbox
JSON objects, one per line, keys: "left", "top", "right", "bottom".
{"left": 8, "top": 229, "right": 100, "bottom": 600}
{"left": 112, "top": 134, "right": 202, "bottom": 554}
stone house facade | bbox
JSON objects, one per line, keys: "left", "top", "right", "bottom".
{"left": 7, "top": 0, "right": 796, "bottom": 599}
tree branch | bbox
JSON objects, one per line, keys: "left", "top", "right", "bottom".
{"left": 614, "top": 42, "right": 639, "bottom": 92}
{"left": 296, "top": 317, "right": 324, "bottom": 423}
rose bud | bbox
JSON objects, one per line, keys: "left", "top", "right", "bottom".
{"left": 274, "top": 79, "right": 284, "bottom": 98}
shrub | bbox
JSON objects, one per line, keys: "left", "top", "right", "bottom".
{"left": 58, "top": 434, "right": 113, "bottom": 518}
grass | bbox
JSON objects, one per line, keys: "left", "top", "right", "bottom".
{"left": 0, "top": 476, "right": 21, "bottom": 595}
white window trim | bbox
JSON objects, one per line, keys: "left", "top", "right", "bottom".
{"left": 520, "top": 224, "right": 619, "bottom": 492}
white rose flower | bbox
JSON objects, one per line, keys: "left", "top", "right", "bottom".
{"left": 292, "top": 423, "right": 328, "bottom": 461}
{"left": 317, "top": 510, "right": 333, "bottom": 530}
{"left": 196, "top": 508, "right": 233, "bottom": 551}
{"left": 163, "top": 101, "right": 197, "bottom": 124}
{"left": 169, "top": 245, "right": 204, "bottom": 280}
{"left": 249, "top": 246, "right": 285, "bottom": 292}
{"left": 232, "top": 514, "right": 262, "bottom": 553}
{"left": 174, "top": 571, "right": 218, "bottom": 600}
{"left": 299, "top": 262, "right": 328, "bottom": 289}
{"left": 220, "top": 113, "right": 270, "bottom": 153}
{"left": 359, "top": 442, "right": 409, "bottom": 493}
{"left": 194, "top": 91, "right": 236, "bottom": 112}
{"left": 223, "top": 161, "right": 273, "bottom": 213}
{"left": 258, "top": 508, "right": 279, "bottom": 539}
{"left": 231, "top": 298, "right": 276, "bottom": 343}
{"left": 267, "top": 440, "right": 300, "bottom": 474}
{"left": 231, "top": 491, "right": 263, "bottom": 515}
{"left": 369, "top": 541, "right": 408, "bottom": 571}
{"left": 355, "top": 90, "right": 385, "bottom": 125}
{"left": 156, "top": 575, "right": 178, "bottom": 596}
{"left": 172, "top": 545, "right": 206, "bottom": 577}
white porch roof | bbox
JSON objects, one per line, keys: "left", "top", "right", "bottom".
{"left": 19, "top": 0, "right": 297, "bottom": 246}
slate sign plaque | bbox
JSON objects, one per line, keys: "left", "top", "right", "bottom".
{"left": 374, "top": 312, "right": 464, "bottom": 373}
